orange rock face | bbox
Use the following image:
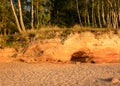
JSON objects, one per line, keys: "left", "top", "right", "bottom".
{"left": 0, "top": 48, "right": 16, "bottom": 62}
{"left": 1, "top": 31, "right": 120, "bottom": 63}
{"left": 21, "top": 32, "right": 120, "bottom": 63}
{"left": 92, "top": 48, "right": 120, "bottom": 63}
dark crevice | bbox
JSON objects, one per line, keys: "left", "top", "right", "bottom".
{"left": 71, "top": 51, "right": 94, "bottom": 63}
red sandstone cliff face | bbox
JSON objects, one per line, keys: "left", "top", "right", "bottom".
{"left": 22, "top": 31, "right": 120, "bottom": 63}
{"left": 0, "top": 31, "right": 120, "bottom": 63}
{"left": 92, "top": 48, "right": 120, "bottom": 63}
{"left": 0, "top": 48, "right": 16, "bottom": 62}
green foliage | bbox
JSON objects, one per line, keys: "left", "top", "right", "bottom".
{"left": 59, "top": 29, "right": 71, "bottom": 39}
{"left": 51, "top": 0, "right": 78, "bottom": 27}
{"left": 0, "top": 0, "right": 18, "bottom": 35}
{"left": 33, "top": 0, "right": 52, "bottom": 28}
{"left": 0, "top": 0, "right": 120, "bottom": 35}
{"left": 0, "top": 34, "right": 29, "bottom": 48}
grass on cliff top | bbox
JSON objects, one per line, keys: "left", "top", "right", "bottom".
{"left": 0, "top": 26, "right": 117, "bottom": 48}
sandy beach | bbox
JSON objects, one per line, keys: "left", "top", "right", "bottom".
{"left": 0, "top": 62, "right": 120, "bottom": 86}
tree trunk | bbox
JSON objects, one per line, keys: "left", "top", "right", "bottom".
{"left": 84, "top": 0, "right": 87, "bottom": 26}
{"left": 18, "top": 0, "right": 26, "bottom": 32}
{"left": 76, "top": 0, "right": 82, "bottom": 26}
{"left": 117, "top": 0, "right": 120, "bottom": 27}
{"left": 97, "top": 1, "right": 102, "bottom": 28}
{"left": 114, "top": 1, "right": 118, "bottom": 29}
{"left": 117, "top": 0, "right": 120, "bottom": 21}
{"left": 84, "top": 16, "right": 87, "bottom": 26}
{"left": 10, "top": 0, "right": 22, "bottom": 33}
{"left": 31, "top": 0, "right": 34, "bottom": 29}
{"left": 107, "top": 6, "right": 111, "bottom": 29}
{"left": 87, "top": 13, "right": 90, "bottom": 26}
{"left": 101, "top": 1, "right": 106, "bottom": 27}
{"left": 36, "top": 0, "right": 39, "bottom": 29}
{"left": 91, "top": 0, "right": 95, "bottom": 27}
{"left": 85, "top": 0, "right": 90, "bottom": 26}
